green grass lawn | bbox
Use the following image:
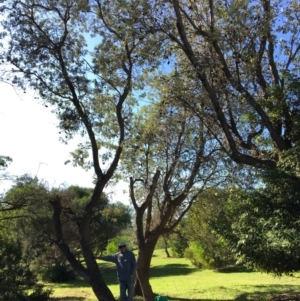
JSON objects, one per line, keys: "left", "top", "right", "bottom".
{"left": 49, "top": 249, "right": 300, "bottom": 301}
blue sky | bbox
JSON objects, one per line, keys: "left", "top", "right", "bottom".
{"left": 0, "top": 82, "right": 129, "bottom": 202}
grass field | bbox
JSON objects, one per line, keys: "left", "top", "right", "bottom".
{"left": 49, "top": 249, "right": 300, "bottom": 301}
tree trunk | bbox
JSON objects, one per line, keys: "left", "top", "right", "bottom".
{"left": 135, "top": 244, "right": 156, "bottom": 301}
{"left": 163, "top": 236, "right": 170, "bottom": 258}
{"left": 134, "top": 278, "right": 143, "bottom": 296}
{"left": 164, "top": 247, "right": 170, "bottom": 258}
{"left": 89, "top": 276, "right": 116, "bottom": 301}
{"left": 80, "top": 221, "right": 116, "bottom": 301}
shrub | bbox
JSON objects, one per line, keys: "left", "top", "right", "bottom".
{"left": 184, "top": 240, "right": 235, "bottom": 269}
{"left": 184, "top": 242, "right": 206, "bottom": 268}
{"left": 27, "top": 285, "right": 53, "bottom": 301}
{"left": 41, "top": 264, "right": 76, "bottom": 283}
{"left": 0, "top": 236, "right": 52, "bottom": 301}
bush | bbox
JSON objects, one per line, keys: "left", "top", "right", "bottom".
{"left": 0, "top": 236, "right": 52, "bottom": 301}
{"left": 184, "top": 240, "right": 235, "bottom": 269}
{"left": 41, "top": 264, "right": 76, "bottom": 283}
{"left": 184, "top": 242, "right": 206, "bottom": 268}
{"left": 105, "top": 234, "right": 135, "bottom": 254}
{"left": 27, "top": 285, "right": 53, "bottom": 301}
{"left": 170, "top": 233, "right": 188, "bottom": 258}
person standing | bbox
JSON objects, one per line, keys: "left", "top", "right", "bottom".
{"left": 94, "top": 242, "right": 137, "bottom": 301}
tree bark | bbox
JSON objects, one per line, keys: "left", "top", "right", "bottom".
{"left": 134, "top": 278, "right": 143, "bottom": 296}
{"left": 89, "top": 276, "right": 116, "bottom": 301}
{"left": 135, "top": 244, "right": 156, "bottom": 301}
{"left": 163, "top": 236, "right": 171, "bottom": 258}
{"left": 164, "top": 247, "right": 171, "bottom": 258}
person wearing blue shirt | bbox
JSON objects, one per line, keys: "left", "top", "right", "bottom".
{"left": 95, "top": 242, "right": 137, "bottom": 301}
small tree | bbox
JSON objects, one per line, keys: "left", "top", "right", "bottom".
{"left": 168, "top": 224, "right": 189, "bottom": 258}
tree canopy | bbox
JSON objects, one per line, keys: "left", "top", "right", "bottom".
{"left": 130, "top": 0, "right": 300, "bottom": 168}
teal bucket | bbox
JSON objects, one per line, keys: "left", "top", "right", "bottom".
{"left": 154, "top": 296, "right": 168, "bottom": 301}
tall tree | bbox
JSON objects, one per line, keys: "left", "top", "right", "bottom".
{"left": 0, "top": 1, "right": 159, "bottom": 300}
{"left": 159, "top": 0, "right": 300, "bottom": 275}
{"left": 120, "top": 99, "right": 227, "bottom": 300}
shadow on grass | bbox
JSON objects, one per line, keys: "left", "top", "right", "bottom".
{"left": 50, "top": 297, "right": 85, "bottom": 301}
{"left": 215, "top": 266, "right": 254, "bottom": 273}
{"left": 150, "top": 263, "right": 198, "bottom": 278}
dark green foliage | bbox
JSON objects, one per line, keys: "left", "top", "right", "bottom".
{"left": 217, "top": 170, "right": 300, "bottom": 275}
{"left": 52, "top": 186, "right": 132, "bottom": 255}
{"left": 26, "top": 286, "right": 53, "bottom": 301}
{"left": 169, "top": 223, "right": 189, "bottom": 258}
{"left": 41, "top": 264, "right": 76, "bottom": 283}
{"left": 171, "top": 238, "right": 188, "bottom": 258}
{"left": 0, "top": 235, "right": 52, "bottom": 301}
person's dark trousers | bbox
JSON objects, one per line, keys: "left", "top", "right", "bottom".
{"left": 120, "top": 280, "right": 134, "bottom": 301}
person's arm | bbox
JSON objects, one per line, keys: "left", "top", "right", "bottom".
{"left": 94, "top": 254, "right": 117, "bottom": 263}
